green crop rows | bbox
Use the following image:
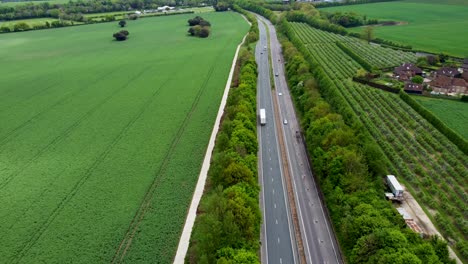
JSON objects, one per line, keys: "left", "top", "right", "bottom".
{"left": 0, "top": 12, "right": 249, "bottom": 263}
{"left": 290, "top": 22, "right": 468, "bottom": 259}
{"left": 290, "top": 22, "right": 416, "bottom": 70}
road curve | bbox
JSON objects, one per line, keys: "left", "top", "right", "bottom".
{"left": 258, "top": 15, "right": 344, "bottom": 264}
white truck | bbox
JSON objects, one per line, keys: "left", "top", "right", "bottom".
{"left": 386, "top": 175, "right": 404, "bottom": 201}
{"left": 259, "top": 108, "right": 266, "bottom": 125}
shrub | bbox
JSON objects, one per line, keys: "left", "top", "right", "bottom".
{"left": 113, "top": 30, "right": 129, "bottom": 41}
{"left": 0, "top": 26, "right": 11, "bottom": 33}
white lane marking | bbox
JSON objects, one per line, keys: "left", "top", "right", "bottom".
{"left": 271, "top": 178, "right": 274, "bottom": 182}
{"left": 276, "top": 219, "right": 278, "bottom": 225}
{"left": 270, "top": 167, "right": 273, "bottom": 171}
{"left": 274, "top": 203, "right": 277, "bottom": 208}
{"left": 280, "top": 258, "right": 283, "bottom": 264}
{"left": 272, "top": 189, "right": 275, "bottom": 194}
{"left": 277, "top": 237, "right": 280, "bottom": 244}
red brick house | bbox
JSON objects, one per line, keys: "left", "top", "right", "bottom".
{"left": 430, "top": 75, "right": 467, "bottom": 94}
{"left": 394, "top": 63, "right": 422, "bottom": 81}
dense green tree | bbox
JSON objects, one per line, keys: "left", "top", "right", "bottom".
{"left": 0, "top": 26, "right": 10, "bottom": 32}
{"left": 113, "top": 30, "right": 129, "bottom": 41}
{"left": 118, "top": 20, "right": 126, "bottom": 27}
{"left": 13, "top": 22, "right": 30, "bottom": 31}
{"left": 362, "top": 26, "right": 374, "bottom": 43}
{"left": 411, "top": 75, "right": 424, "bottom": 84}
{"left": 222, "top": 162, "right": 254, "bottom": 187}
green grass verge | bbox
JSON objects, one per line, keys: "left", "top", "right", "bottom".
{"left": 0, "top": 18, "right": 59, "bottom": 28}
{"left": 412, "top": 96, "right": 468, "bottom": 140}
{"left": 0, "top": 11, "right": 249, "bottom": 263}
{"left": 321, "top": 1, "right": 468, "bottom": 57}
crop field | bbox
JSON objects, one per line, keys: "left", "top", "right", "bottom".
{"left": 290, "top": 22, "right": 415, "bottom": 72}
{"left": 320, "top": 1, "right": 468, "bottom": 57}
{"left": 288, "top": 22, "right": 468, "bottom": 260}
{"left": 0, "top": 11, "right": 248, "bottom": 263}
{"left": 413, "top": 96, "right": 468, "bottom": 140}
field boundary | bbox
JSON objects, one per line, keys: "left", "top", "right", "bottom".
{"left": 172, "top": 33, "right": 248, "bottom": 264}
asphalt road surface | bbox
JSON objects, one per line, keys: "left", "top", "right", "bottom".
{"left": 257, "top": 15, "right": 343, "bottom": 264}
{"left": 256, "top": 17, "right": 298, "bottom": 264}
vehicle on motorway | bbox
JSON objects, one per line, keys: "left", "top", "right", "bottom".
{"left": 264, "top": 45, "right": 267, "bottom": 50}
{"left": 278, "top": 92, "right": 282, "bottom": 96}
{"left": 260, "top": 108, "right": 266, "bottom": 125}
{"left": 275, "top": 73, "right": 279, "bottom": 77}
{"left": 283, "top": 119, "right": 288, "bottom": 125}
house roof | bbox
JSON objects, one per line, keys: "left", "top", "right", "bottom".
{"left": 430, "top": 75, "right": 451, "bottom": 89}
{"left": 462, "top": 71, "right": 468, "bottom": 82}
{"left": 452, "top": 78, "right": 467, "bottom": 87}
{"left": 394, "top": 63, "right": 422, "bottom": 74}
{"left": 430, "top": 76, "right": 467, "bottom": 89}
{"left": 436, "top": 67, "right": 460, "bottom": 77}
{"left": 404, "top": 82, "right": 423, "bottom": 92}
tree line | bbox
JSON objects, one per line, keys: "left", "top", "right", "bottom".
{"left": 0, "top": 0, "right": 213, "bottom": 21}
{"left": 278, "top": 15, "right": 454, "bottom": 263}
{"left": 186, "top": 8, "right": 261, "bottom": 263}
{"left": 187, "top": 47, "right": 260, "bottom": 264}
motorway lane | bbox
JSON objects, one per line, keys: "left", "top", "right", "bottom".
{"left": 259, "top": 16, "right": 343, "bottom": 264}
{"left": 256, "top": 17, "right": 297, "bottom": 264}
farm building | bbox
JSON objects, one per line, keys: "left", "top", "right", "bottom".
{"left": 394, "top": 63, "right": 422, "bottom": 81}
{"left": 157, "top": 6, "right": 175, "bottom": 11}
{"left": 404, "top": 82, "right": 423, "bottom": 94}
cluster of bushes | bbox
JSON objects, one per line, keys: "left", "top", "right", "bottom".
{"left": 286, "top": 9, "right": 347, "bottom": 35}
{"left": 277, "top": 16, "right": 454, "bottom": 263}
{"left": 236, "top": 0, "right": 276, "bottom": 23}
{"left": 214, "top": 2, "right": 230, "bottom": 11}
{"left": 372, "top": 37, "right": 413, "bottom": 50}
{"left": 0, "top": 20, "right": 73, "bottom": 32}
{"left": 187, "top": 47, "right": 260, "bottom": 263}
{"left": 323, "top": 11, "right": 378, "bottom": 28}
{"left": 113, "top": 29, "right": 129, "bottom": 41}
{"left": 399, "top": 91, "right": 468, "bottom": 155}
{"left": 187, "top": 16, "right": 210, "bottom": 38}
{"left": 231, "top": 4, "right": 259, "bottom": 45}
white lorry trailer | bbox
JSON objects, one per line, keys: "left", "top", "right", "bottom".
{"left": 260, "top": 108, "right": 266, "bottom": 125}
{"left": 386, "top": 175, "right": 404, "bottom": 201}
